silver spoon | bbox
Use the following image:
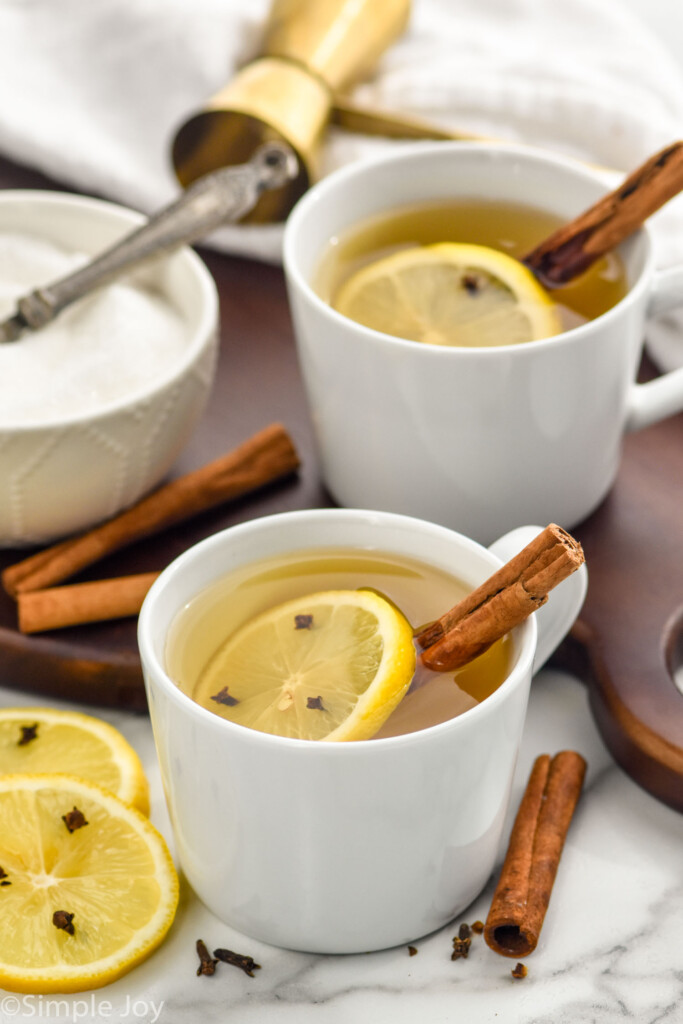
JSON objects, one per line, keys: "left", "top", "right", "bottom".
{"left": 0, "top": 141, "right": 298, "bottom": 344}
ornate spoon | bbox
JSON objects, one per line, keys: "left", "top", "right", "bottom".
{"left": 0, "top": 141, "right": 297, "bottom": 344}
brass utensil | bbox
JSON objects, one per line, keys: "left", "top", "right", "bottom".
{"left": 330, "top": 98, "right": 487, "bottom": 143}
{"left": 172, "top": 0, "right": 411, "bottom": 223}
{"left": 0, "top": 142, "right": 297, "bottom": 344}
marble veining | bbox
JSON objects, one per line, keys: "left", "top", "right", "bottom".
{"left": 1, "top": 667, "right": 682, "bottom": 1024}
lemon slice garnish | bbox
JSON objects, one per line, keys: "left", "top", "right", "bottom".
{"left": 0, "top": 708, "right": 149, "bottom": 814}
{"left": 0, "top": 774, "right": 178, "bottom": 993}
{"left": 196, "top": 589, "right": 416, "bottom": 741}
{"left": 334, "top": 242, "right": 561, "bottom": 347}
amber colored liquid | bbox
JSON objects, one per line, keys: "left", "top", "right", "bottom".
{"left": 166, "top": 548, "right": 513, "bottom": 739}
{"left": 315, "top": 198, "right": 628, "bottom": 335}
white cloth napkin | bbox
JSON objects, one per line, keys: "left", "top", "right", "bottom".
{"left": 1, "top": 0, "right": 683, "bottom": 365}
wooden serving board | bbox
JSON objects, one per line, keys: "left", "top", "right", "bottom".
{"left": 1, "top": 157, "right": 682, "bottom": 813}
{"left": 551, "top": 378, "right": 683, "bottom": 815}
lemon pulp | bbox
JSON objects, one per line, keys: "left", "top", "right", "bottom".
{"left": 334, "top": 242, "right": 561, "bottom": 347}
{"left": 0, "top": 708, "right": 149, "bottom": 814}
{"left": 196, "top": 589, "right": 416, "bottom": 741}
{"left": 0, "top": 774, "right": 178, "bottom": 993}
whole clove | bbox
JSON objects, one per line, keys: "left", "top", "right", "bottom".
{"left": 213, "top": 947, "right": 261, "bottom": 977}
{"left": 52, "top": 910, "right": 75, "bottom": 935}
{"left": 18, "top": 723, "right": 38, "bottom": 746}
{"left": 62, "top": 807, "right": 89, "bottom": 833}
{"left": 210, "top": 686, "right": 239, "bottom": 707}
{"left": 196, "top": 939, "right": 218, "bottom": 976}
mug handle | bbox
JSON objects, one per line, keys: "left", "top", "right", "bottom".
{"left": 626, "top": 265, "right": 683, "bottom": 432}
{"left": 489, "top": 525, "right": 588, "bottom": 673}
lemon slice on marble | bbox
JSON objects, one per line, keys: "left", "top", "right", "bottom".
{"left": 0, "top": 708, "right": 149, "bottom": 815}
{"left": 197, "top": 589, "right": 416, "bottom": 741}
{"left": 334, "top": 242, "right": 561, "bottom": 347}
{"left": 0, "top": 774, "right": 178, "bottom": 993}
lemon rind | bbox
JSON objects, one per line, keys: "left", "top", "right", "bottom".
{"left": 0, "top": 773, "right": 178, "bottom": 993}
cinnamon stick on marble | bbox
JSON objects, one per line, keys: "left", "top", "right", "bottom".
{"left": 416, "top": 524, "right": 584, "bottom": 672}
{"left": 17, "top": 573, "right": 160, "bottom": 634}
{"left": 524, "top": 141, "right": 683, "bottom": 286}
{"left": 3, "top": 422, "right": 299, "bottom": 597}
{"left": 484, "top": 751, "right": 587, "bottom": 958}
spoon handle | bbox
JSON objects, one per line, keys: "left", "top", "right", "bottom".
{"left": 0, "top": 141, "right": 297, "bottom": 343}
{"left": 523, "top": 141, "right": 683, "bottom": 287}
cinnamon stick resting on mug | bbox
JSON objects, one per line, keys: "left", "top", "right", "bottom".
{"left": 417, "top": 524, "right": 584, "bottom": 672}
{"left": 484, "top": 750, "right": 587, "bottom": 958}
{"left": 524, "top": 140, "right": 683, "bottom": 286}
{"left": 3, "top": 422, "right": 299, "bottom": 598}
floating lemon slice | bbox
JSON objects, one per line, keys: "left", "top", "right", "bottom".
{"left": 334, "top": 242, "right": 562, "bottom": 347}
{"left": 0, "top": 708, "right": 149, "bottom": 815}
{"left": 0, "top": 774, "right": 178, "bottom": 993}
{"left": 197, "top": 589, "right": 416, "bottom": 741}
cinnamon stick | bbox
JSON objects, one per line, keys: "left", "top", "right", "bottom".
{"left": 524, "top": 141, "right": 683, "bottom": 286}
{"left": 17, "top": 573, "right": 159, "bottom": 634}
{"left": 417, "top": 524, "right": 584, "bottom": 672}
{"left": 484, "top": 751, "right": 587, "bottom": 958}
{"left": 2, "top": 423, "right": 299, "bottom": 597}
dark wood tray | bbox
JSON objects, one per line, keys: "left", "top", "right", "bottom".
{"left": 1, "top": 157, "right": 682, "bottom": 814}
{"left": 552, "top": 382, "right": 683, "bottom": 814}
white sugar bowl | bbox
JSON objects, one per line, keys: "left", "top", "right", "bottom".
{"left": 0, "top": 190, "right": 218, "bottom": 546}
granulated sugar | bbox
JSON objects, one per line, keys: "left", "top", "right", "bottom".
{"left": 0, "top": 232, "right": 189, "bottom": 424}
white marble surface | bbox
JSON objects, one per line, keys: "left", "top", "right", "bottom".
{"left": 1, "top": 664, "right": 682, "bottom": 1024}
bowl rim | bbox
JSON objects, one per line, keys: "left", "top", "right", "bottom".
{"left": 0, "top": 188, "right": 219, "bottom": 431}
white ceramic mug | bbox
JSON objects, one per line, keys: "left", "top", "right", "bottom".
{"left": 283, "top": 142, "right": 683, "bottom": 544}
{"left": 138, "top": 508, "right": 586, "bottom": 953}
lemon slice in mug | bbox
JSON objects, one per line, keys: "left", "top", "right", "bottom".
{"left": 334, "top": 242, "right": 561, "bottom": 347}
{"left": 0, "top": 774, "right": 178, "bottom": 993}
{"left": 197, "top": 589, "right": 416, "bottom": 741}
